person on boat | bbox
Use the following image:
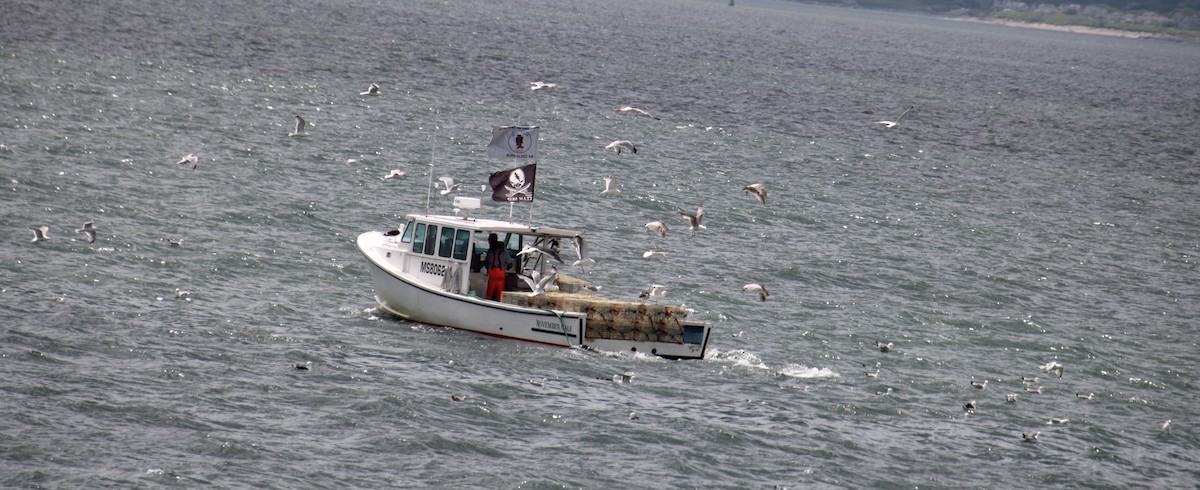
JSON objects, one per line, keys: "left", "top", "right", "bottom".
{"left": 485, "top": 233, "right": 512, "bottom": 301}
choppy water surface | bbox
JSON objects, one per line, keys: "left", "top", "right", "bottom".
{"left": 2, "top": 0, "right": 1198, "bottom": 487}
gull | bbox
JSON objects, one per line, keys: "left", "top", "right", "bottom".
{"left": 643, "top": 221, "right": 668, "bottom": 238}
{"left": 616, "top": 106, "right": 661, "bottom": 120}
{"left": 731, "top": 331, "right": 743, "bottom": 338}
{"left": 166, "top": 237, "right": 184, "bottom": 247}
{"left": 528, "top": 378, "right": 546, "bottom": 387}
{"left": 1006, "top": 393, "right": 1018, "bottom": 403}
{"left": 289, "top": 115, "right": 308, "bottom": 137}
{"left": 742, "top": 283, "right": 768, "bottom": 302}
{"left": 451, "top": 394, "right": 467, "bottom": 402}
{"left": 177, "top": 153, "right": 198, "bottom": 170}
{"left": 678, "top": 206, "right": 706, "bottom": 235}
{"left": 876, "top": 105, "right": 915, "bottom": 128}
{"left": 29, "top": 225, "right": 50, "bottom": 243}
{"left": 1024, "top": 385, "right": 1043, "bottom": 394}
{"left": 359, "top": 82, "right": 380, "bottom": 95}
{"left": 1076, "top": 392, "right": 1094, "bottom": 400}
{"left": 1021, "top": 376, "right": 1039, "bottom": 384}
{"left": 605, "top": 140, "right": 637, "bottom": 154}
{"left": 613, "top": 371, "right": 635, "bottom": 383}
{"left": 383, "top": 169, "right": 406, "bottom": 180}
{"left": 436, "top": 176, "right": 460, "bottom": 196}
{"left": 876, "top": 341, "right": 893, "bottom": 352}
{"left": 1039, "top": 361, "right": 1064, "bottom": 378}
{"left": 1022, "top": 431, "right": 1039, "bottom": 443}
{"left": 518, "top": 265, "right": 558, "bottom": 296}
{"left": 1162, "top": 420, "right": 1171, "bottom": 430}
{"left": 517, "top": 243, "right": 564, "bottom": 264}
{"left": 642, "top": 248, "right": 669, "bottom": 259}
{"left": 76, "top": 221, "right": 97, "bottom": 243}
{"left": 600, "top": 177, "right": 620, "bottom": 197}
{"left": 963, "top": 401, "right": 976, "bottom": 413}
{"left": 294, "top": 362, "right": 311, "bottom": 371}
{"left": 743, "top": 183, "right": 768, "bottom": 205}
{"left": 864, "top": 365, "right": 880, "bottom": 378}
{"left": 971, "top": 379, "right": 988, "bottom": 390}
{"left": 571, "top": 235, "right": 596, "bottom": 271}
{"left": 639, "top": 284, "right": 666, "bottom": 302}
{"left": 530, "top": 81, "right": 557, "bottom": 90}
{"left": 629, "top": 411, "right": 639, "bottom": 421}
{"left": 1048, "top": 418, "right": 1070, "bottom": 425}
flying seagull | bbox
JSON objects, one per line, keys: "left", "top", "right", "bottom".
{"left": 605, "top": 140, "right": 637, "bottom": 154}
{"left": 742, "top": 283, "right": 768, "bottom": 302}
{"left": 600, "top": 177, "right": 620, "bottom": 197}
{"left": 678, "top": 206, "right": 706, "bottom": 235}
{"left": 517, "top": 243, "right": 564, "bottom": 264}
{"left": 76, "top": 221, "right": 97, "bottom": 243}
{"left": 177, "top": 153, "right": 198, "bottom": 170}
{"left": 519, "top": 266, "right": 559, "bottom": 296}
{"left": 436, "top": 176, "right": 460, "bottom": 196}
{"left": 642, "top": 248, "right": 669, "bottom": 259}
{"left": 360, "top": 82, "right": 380, "bottom": 95}
{"left": 643, "top": 221, "right": 669, "bottom": 238}
{"left": 530, "top": 81, "right": 557, "bottom": 91}
{"left": 29, "top": 225, "right": 50, "bottom": 243}
{"left": 876, "top": 105, "right": 915, "bottom": 128}
{"left": 1039, "top": 360, "right": 1064, "bottom": 378}
{"left": 616, "top": 106, "right": 661, "bottom": 120}
{"left": 639, "top": 284, "right": 667, "bottom": 301}
{"left": 383, "top": 169, "right": 406, "bottom": 180}
{"left": 571, "top": 235, "right": 596, "bottom": 271}
{"left": 743, "top": 183, "right": 767, "bottom": 205}
{"left": 289, "top": 115, "right": 308, "bottom": 137}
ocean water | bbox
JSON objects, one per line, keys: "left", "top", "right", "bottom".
{"left": 2, "top": 0, "right": 1199, "bottom": 487}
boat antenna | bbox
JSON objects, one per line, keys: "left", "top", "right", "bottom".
{"left": 424, "top": 127, "right": 437, "bottom": 215}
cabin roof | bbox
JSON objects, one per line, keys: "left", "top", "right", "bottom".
{"left": 405, "top": 214, "right": 583, "bottom": 238}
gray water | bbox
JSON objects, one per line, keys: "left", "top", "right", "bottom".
{"left": 2, "top": 0, "right": 1199, "bottom": 487}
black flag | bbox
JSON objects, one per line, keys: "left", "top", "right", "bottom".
{"left": 489, "top": 163, "right": 537, "bottom": 202}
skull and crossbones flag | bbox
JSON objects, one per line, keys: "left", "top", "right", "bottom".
{"left": 489, "top": 163, "right": 537, "bottom": 202}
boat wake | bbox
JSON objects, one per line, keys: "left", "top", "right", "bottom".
{"left": 776, "top": 364, "right": 839, "bottom": 379}
{"left": 708, "top": 348, "right": 769, "bottom": 370}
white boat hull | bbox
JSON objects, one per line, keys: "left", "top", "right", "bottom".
{"left": 357, "top": 231, "right": 709, "bottom": 359}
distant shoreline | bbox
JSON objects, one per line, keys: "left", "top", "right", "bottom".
{"left": 952, "top": 17, "right": 1188, "bottom": 41}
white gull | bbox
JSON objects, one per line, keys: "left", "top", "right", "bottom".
{"left": 289, "top": 115, "right": 308, "bottom": 137}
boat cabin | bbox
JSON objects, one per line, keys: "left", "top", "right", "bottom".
{"left": 386, "top": 213, "right": 580, "bottom": 299}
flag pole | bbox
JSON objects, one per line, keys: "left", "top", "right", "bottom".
{"left": 528, "top": 160, "right": 537, "bottom": 224}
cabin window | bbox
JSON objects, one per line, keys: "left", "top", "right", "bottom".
{"left": 400, "top": 220, "right": 415, "bottom": 243}
{"left": 453, "top": 229, "right": 471, "bottom": 260}
{"left": 438, "top": 227, "right": 456, "bottom": 258}
{"left": 423, "top": 225, "right": 438, "bottom": 255}
{"left": 411, "top": 223, "right": 426, "bottom": 253}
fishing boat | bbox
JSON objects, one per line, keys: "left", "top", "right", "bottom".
{"left": 358, "top": 125, "right": 711, "bottom": 358}
{"left": 356, "top": 199, "right": 711, "bottom": 359}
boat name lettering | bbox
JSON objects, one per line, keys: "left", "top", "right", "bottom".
{"left": 536, "top": 319, "right": 567, "bottom": 332}
{"left": 420, "top": 261, "right": 447, "bottom": 276}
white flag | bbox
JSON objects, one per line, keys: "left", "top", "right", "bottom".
{"left": 487, "top": 126, "right": 539, "bottom": 159}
